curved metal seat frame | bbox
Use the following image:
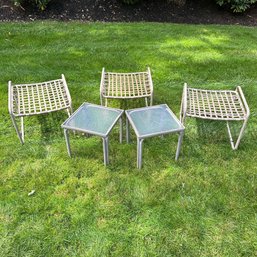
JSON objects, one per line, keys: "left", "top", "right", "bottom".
{"left": 100, "top": 67, "right": 154, "bottom": 107}
{"left": 8, "top": 74, "right": 73, "bottom": 144}
{"left": 180, "top": 83, "right": 250, "bottom": 150}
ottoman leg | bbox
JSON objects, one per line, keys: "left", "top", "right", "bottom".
{"left": 10, "top": 114, "right": 24, "bottom": 144}
{"left": 119, "top": 116, "right": 123, "bottom": 143}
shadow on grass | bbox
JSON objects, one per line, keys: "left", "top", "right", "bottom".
{"left": 37, "top": 111, "right": 70, "bottom": 143}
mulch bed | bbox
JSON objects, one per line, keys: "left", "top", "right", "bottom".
{"left": 0, "top": 0, "right": 257, "bottom": 25}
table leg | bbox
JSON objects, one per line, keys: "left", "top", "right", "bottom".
{"left": 175, "top": 131, "right": 184, "bottom": 161}
{"left": 103, "top": 137, "right": 109, "bottom": 165}
{"left": 137, "top": 138, "right": 143, "bottom": 169}
{"left": 126, "top": 116, "right": 130, "bottom": 143}
{"left": 119, "top": 116, "right": 123, "bottom": 143}
{"left": 64, "top": 129, "right": 71, "bottom": 157}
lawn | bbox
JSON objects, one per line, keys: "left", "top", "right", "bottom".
{"left": 0, "top": 22, "right": 257, "bottom": 256}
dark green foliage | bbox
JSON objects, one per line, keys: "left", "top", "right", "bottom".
{"left": 121, "top": 0, "right": 254, "bottom": 12}
{"left": 13, "top": 0, "right": 256, "bottom": 13}
{"left": 216, "top": 0, "right": 257, "bottom": 12}
{"left": 14, "top": 0, "right": 51, "bottom": 11}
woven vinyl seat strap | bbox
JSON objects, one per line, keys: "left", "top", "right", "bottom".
{"left": 180, "top": 84, "right": 250, "bottom": 150}
{"left": 186, "top": 87, "right": 247, "bottom": 120}
{"left": 104, "top": 73, "right": 149, "bottom": 97}
{"left": 100, "top": 68, "right": 153, "bottom": 97}
{"left": 9, "top": 77, "right": 71, "bottom": 116}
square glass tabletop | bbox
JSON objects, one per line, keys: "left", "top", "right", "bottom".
{"left": 126, "top": 104, "right": 184, "bottom": 138}
{"left": 62, "top": 103, "right": 123, "bottom": 137}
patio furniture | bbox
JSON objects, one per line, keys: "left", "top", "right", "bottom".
{"left": 8, "top": 75, "right": 72, "bottom": 144}
{"left": 61, "top": 102, "right": 123, "bottom": 165}
{"left": 125, "top": 104, "right": 185, "bottom": 169}
{"left": 100, "top": 67, "right": 154, "bottom": 107}
{"left": 180, "top": 83, "right": 250, "bottom": 150}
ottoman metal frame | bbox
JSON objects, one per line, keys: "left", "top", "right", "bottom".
{"left": 100, "top": 67, "right": 154, "bottom": 107}
{"left": 8, "top": 74, "right": 73, "bottom": 144}
{"left": 180, "top": 83, "right": 250, "bottom": 150}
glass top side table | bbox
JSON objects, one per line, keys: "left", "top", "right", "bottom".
{"left": 125, "top": 104, "right": 185, "bottom": 169}
{"left": 62, "top": 102, "right": 123, "bottom": 165}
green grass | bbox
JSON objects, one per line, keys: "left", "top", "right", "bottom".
{"left": 0, "top": 22, "right": 257, "bottom": 256}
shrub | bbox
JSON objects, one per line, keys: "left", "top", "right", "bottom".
{"left": 216, "top": 0, "right": 257, "bottom": 12}
{"left": 14, "top": 0, "right": 51, "bottom": 11}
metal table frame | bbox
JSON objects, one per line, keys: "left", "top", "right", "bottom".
{"left": 61, "top": 102, "right": 123, "bottom": 165}
{"left": 125, "top": 104, "right": 185, "bottom": 169}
